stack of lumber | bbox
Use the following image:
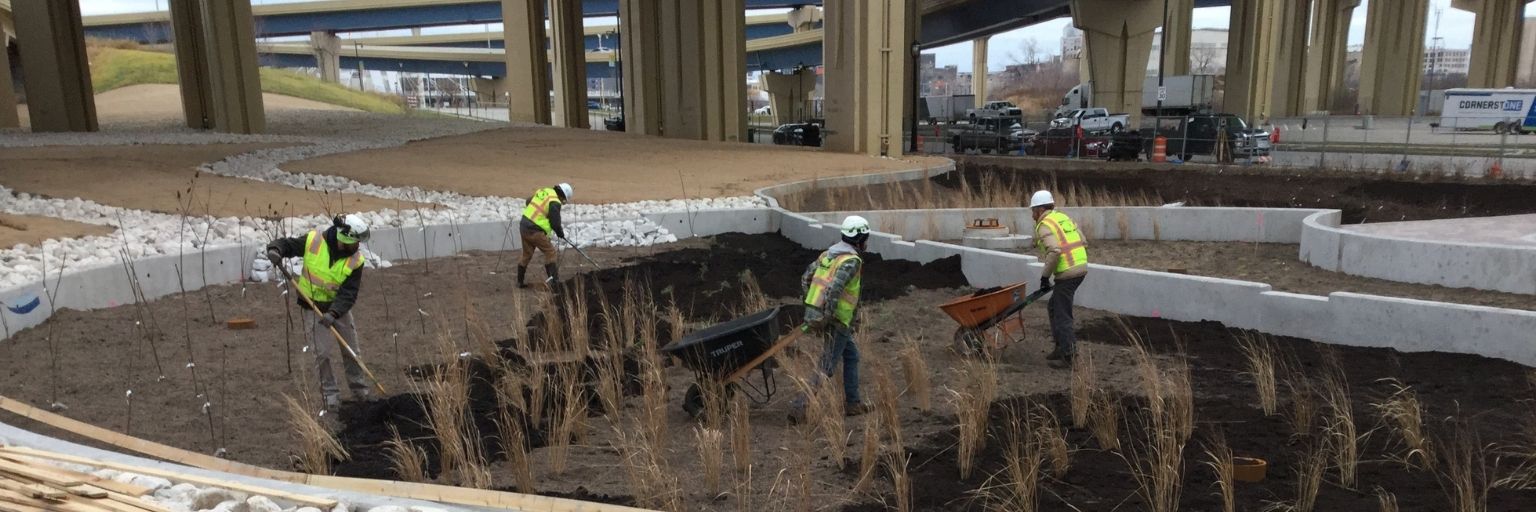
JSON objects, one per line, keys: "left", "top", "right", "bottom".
{"left": 0, "top": 449, "right": 168, "bottom": 512}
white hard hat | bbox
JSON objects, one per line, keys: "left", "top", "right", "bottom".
{"left": 840, "top": 215, "right": 870, "bottom": 238}
{"left": 557, "top": 183, "right": 573, "bottom": 200}
{"left": 1029, "top": 190, "right": 1055, "bottom": 208}
{"left": 335, "top": 213, "right": 371, "bottom": 243}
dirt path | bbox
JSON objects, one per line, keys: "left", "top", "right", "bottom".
{"left": 1070, "top": 239, "right": 1534, "bottom": 310}
{"left": 286, "top": 126, "right": 947, "bottom": 203}
{"left": 17, "top": 84, "right": 356, "bottom": 128}
{"left": 0, "top": 214, "right": 115, "bottom": 248}
{"left": 0, "top": 144, "right": 424, "bottom": 221}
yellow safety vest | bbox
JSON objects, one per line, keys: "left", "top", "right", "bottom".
{"left": 1036, "top": 210, "right": 1088, "bottom": 275}
{"left": 521, "top": 187, "right": 562, "bottom": 235}
{"left": 296, "top": 230, "right": 363, "bottom": 303}
{"left": 803, "top": 252, "right": 862, "bottom": 327}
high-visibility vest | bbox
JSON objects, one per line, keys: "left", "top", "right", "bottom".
{"left": 296, "top": 230, "right": 363, "bottom": 303}
{"left": 804, "top": 252, "right": 863, "bottom": 327}
{"left": 1036, "top": 210, "right": 1088, "bottom": 275}
{"left": 521, "top": 187, "right": 561, "bottom": 235}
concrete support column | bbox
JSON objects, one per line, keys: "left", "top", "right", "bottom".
{"left": 1359, "top": 0, "right": 1429, "bottom": 115}
{"left": 787, "top": 6, "right": 822, "bottom": 33}
{"left": 310, "top": 31, "right": 341, "bottom": 84}
{"left": 1161, "top": 0, "right": 1194, "bottom": 76}
{"left": 972, "top": 36, "right": 988, "bottom": 107}
{"left": 1070, "top": 0, "right": 1160, "bottom": 126}
{"left": 1, "top": 37, "right": 18, "bottom": 128}
{"left": 1303, "top": 0, "right": 1359, "bottom": 113}
{"left": 169, "top": 0, "right": 212, "bottom": 129}
{"left": 502, "top": 0, "right": 551, "bottom": 124}
{"left": 763, "top": 68, "right": 816, "bottom": 125}
{"left": 620, "top": 0, "right": 745, "bottom": 141}
{"left": 1458, "top": 0, "right": 1527, "bottom": 88}
{"left": 550, "top": 0, "right": 588, "bottom": 128}
{"left": 198, "top": 0, "right": 266, "bottom": 134}
{"left": 823, "top": 0, "right": 917, "bottom": 156}
{"left": 1225, "top": 0, "right": 1308, "bottom": 121}
{"left": 13, "top": 0, "right": 96, "bottom": 132}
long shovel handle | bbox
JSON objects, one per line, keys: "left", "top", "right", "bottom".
{"left": 561, "top": 237, "right": 602, "bottom": 269}
{"left": 277, "top": 266, "right": 388, "bottom": 395}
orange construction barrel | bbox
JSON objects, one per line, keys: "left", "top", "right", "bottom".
{"left": 1152, "top": 135, "right": 1168, "bottom": 163}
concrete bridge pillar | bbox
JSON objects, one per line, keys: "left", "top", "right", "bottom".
{"left": 823, "top": 0, "right": 917, "bottom": 156}
{"left": 169, "top": 0, "right": 213, "bottom": 129}
{"left": 13, "top": 0, "right": 96, "bottom": 132}
{"left": 550, "top": 0, "right": 588, "bottom": 128}
{"left": 1457, "top": 0, "right": 1529, "bottom": 88}
{"left": 620, "top": 0, "right": 745, "bottom": 141}
{"left": 972, "top": 36, "right": 988, "bottom": 107}
{"left": 1225, "top": 0, "right": 1307, "bottom": 121}
{"left": 1070, "top": 0, "right": 1160, "bottom": 126}
{"left": 1161, "top": 0, "right": 1194, "bottom": 76}
{"left": 1359, "top": 0, "right": 1429, "bottom": 115}
{"left": 195, "top": 0, "right": 265, "bottom": 133}
{"left": 1303, "top": 0, "right": 1359, "bottom": 113}
{"left": 763, "top": 67, "right": 817, "bottom": 125}
{"left": 310, "top": 31, "right": 341, "bottom": 84}
{"left": 1, "top": 10, "right": 19, "bottom": 128}
{"left": 787, "top": 5, "right": 821, "bottom": 33}
{"left": 502, "top": 0, "right": 551, "bottom": 124}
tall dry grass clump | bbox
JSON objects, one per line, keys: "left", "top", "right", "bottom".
{"left": 897, "top": 338, "right": 931, "bottom": 412}
{"left": 1088, "top": 389, "right": 1122, "bottom": 451}
{"left": 1285, "top": 373, "right": 1318, "bottom": 436}
{"left": 731, "top": 394, "right": 752, "bottom": 474}
{"left": 1121, "top": 327, "right": 1190, "bottom": 512}
{"left": 695, "top": 426, "right": 726, "bottom": 496}
{"left": 1236, "top": 332, "right": 1279, "bottom": 416}
{"left": 548, "top": 362, "right": 588, "bottom": 474}
{"left": 885, "top": 451, "right": 913, "bottom": 512}
{"left": 1319, "top": 366, "right": 1360, "bottom": 488}
{"left": 1069, "top": 346, "right": 1097, "bottom": 426}
{"left": 1375, "top": 487, "right": 1400, "bottom": 512}
{"left": 493, "top": 395, "right": 536, "bottom": 492}
{"left": 872, "top": 360, "right": 905, "bottom": 455}
{"left": 384, "top": 424, "right": 427, "bottom": 483}
{"left": 1288, "top": 440, "right": 1329, "bottom": 512}
{"left": 282, "top": 394, "right": 347, "bottom": 475}
{"left": 560, "top": 277, "right": 591, "bottom": 356}
{"left": 1372, "top": 379, "right": 1433, "bottom": 470}
{"left": 951, "top": 357, "right": 998, "bottom": 479}
{"left": 1201, "top": 431, "right": 1235, "bottom": 512}
{"left": 1438, "top": 423, "right": 1491, "bottom": 512}
{"left": 994, "top": 410, "right": 1045, "bottom": 512}
{"left": 856, "top": 413, "right": 884, "bottom": 492}
{"left": 419, "top": 339, "right": 492, "bottom": 488}
{"left": 736, "top": 270, "right": 771, "bottom": 315}
{"left": 613, "top": 421, "right": 683, "bottom": 511}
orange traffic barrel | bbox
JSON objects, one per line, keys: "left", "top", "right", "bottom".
{"left": 1152, "top": 135, "right": 1168, "bottom": 163}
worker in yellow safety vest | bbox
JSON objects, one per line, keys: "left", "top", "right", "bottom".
{"left": 266, "top": 214, "right": 373, "bottom": 411}
{"left": 1030, "top": 190, "right": 1089, "bottom": 369}
{"left": 518, "top": 183, "right": 573, "bottom": 289}
{"left": 789, "top": 215, "right": 871, "bottom": 424}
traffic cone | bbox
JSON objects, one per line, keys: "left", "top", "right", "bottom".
{"left": 1271, "top": 126, "right": 1281, "bottom": 144}
{"left": 1490, "top": 161, "right": 1503, "bottom": 178}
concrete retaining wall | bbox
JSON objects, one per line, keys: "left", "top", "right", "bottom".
{"left": 799, "top": 206, "right": 1319, "bottom": 244}
{"left": 1300, "top": 211, "right": 1536, "bottom": 294}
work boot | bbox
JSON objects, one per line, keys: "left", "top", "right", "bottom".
{"left": 544, "top": 264, "right": 560, "bottom": 285}
{"left": 1045, "top": 348, "right": 1067, "bottom": 361}
{"left": 1049, "top": 357, "right": 1074, "bottom": 370}
{"left": 323, "top": 395, "right": 341, "bottom": 413}
{"left": 845, "top": 402, "right": 870, "bottom": 417}
{"left": 516, "top": 265, "right": 528, "bottom": 289}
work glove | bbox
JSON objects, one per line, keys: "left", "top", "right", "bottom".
{"left": 318, "top": 312, "right": 338, "bottom": 328}
{"left": 1040, "top": 276, "right": 1053, "bottom": 292}
{"left": 266, "top": 249, "right": 283, "bottom": 267}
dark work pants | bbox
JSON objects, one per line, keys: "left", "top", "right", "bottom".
{"left": 1048, "top": 275, "right": 1085, "bottom": 356}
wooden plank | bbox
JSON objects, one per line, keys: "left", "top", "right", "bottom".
{"left": 0, "top": 479, "right": 64, "bottom": 501}
{"left": 103, "top": 494, "right": 171, "bottom": 512}
{"left": 60, "top": 487, "right": 104, "bottom": 500}
{"left": 0, "top": 450, "right": 336, "bottom": 509}
{"left": 62, "top": 496, "right": 144, "bottom": 512}
{"left": 0, "top": 459, "right": 149, "bottom": 499}
{"left": 0, "top": 461, "right": 82, "bottom": 487}
{"left": 0, "top": 489, "right": 70, "bottom": 512}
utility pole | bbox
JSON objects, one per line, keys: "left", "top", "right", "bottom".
{"left": 1156, "top": 0, "right": 1168, "bottom": 120}
{"left": 910, "top": 41, "right": 922, "bottom": 154}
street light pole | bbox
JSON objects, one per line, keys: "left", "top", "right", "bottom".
{"left": 910, "top": 40, "right": 921, "bottom": 154}
{"left": 1156, "top": 0, "right": 1167, "bottom": 120}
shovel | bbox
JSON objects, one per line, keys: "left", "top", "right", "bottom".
{"left": 560, "top": 236, "right": 602, "bottom": 269}
{"left": 276, "top": 265, "right": 388, "bottom": 395}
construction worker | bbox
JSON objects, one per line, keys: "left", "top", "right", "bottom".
{"left": 789, "top": 216, "right": 871, "bottom": 423}
{"left": 266, "top": 214, "right": 372, "bottom": 410}
{"left": 518, "top": 183, "right": 573, "bottom": 289}
{"left": 1030, "top": 190, "right": 1088, "bottom": 369}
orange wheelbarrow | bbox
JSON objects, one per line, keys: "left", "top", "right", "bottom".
{"left": 938, "top": 282, "right": 1052, "bottom": 355}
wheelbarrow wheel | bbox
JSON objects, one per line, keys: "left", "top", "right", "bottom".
{"left": 682, "top": 382, "right": 736, "bottom": 419}
{"left": 953, "top": 327, "right": 985, "bottom": 356}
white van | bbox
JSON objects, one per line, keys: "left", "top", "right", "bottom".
{"left": 1438, "top": 88, "right": 1536, "bottom": 134}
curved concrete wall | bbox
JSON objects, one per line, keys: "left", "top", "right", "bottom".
{"left": 1300, "top": 211, "right": 1536, "bottom": 294}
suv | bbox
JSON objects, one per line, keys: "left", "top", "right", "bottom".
{"left": 950, "top": 117, "right": 1023, "bottom": 153}
{"left": 1146, "top": 113, "right": 1271, "bottom": 161}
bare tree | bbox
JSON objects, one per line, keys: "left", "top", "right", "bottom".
{"left": 1191, "top": 46, "right": 1219, "bottom": 75}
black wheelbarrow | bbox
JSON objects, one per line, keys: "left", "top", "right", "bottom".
{"left": 661, "top": 306, "right": 804, "bottom": 418}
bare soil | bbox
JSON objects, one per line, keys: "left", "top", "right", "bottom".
{"left": 0, "top": 144, "right": 423, "bottom": 221}
{"left": 1054, "top": 240, "right": 1536, "bottom": 311}
{"left": 782, "top": 156, "right": 1536, "bottom": 223}
{"left": 286, "top": 127, "right": 948, "bottom": 202}
{"left": 2, "top": 233, "right": 1530, "bottom": 511}
{"left": 0, "top": 213, "right": 114, "bottom": 248}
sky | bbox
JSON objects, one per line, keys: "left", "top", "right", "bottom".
{"left": 81, "top": 0, "right": 1528, "bottom": 72}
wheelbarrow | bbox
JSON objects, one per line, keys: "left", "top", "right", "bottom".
{"left": 938, "top": 282, "right": 1051, "bottom": 355}
{"left": 661, "top": 306, "right": 803, "bottom": 418}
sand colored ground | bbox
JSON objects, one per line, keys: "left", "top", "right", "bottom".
{"left": 0, "top": 214, "right": 115, "bottom": 248}
{"left": 15, "top": 84, "right": 356, "bottom": 127}
{"left": 287, "top": 126, "right": 948, "bottom": 203}
{"left": 0, "top": 144, "right": 423, "bottom": 226}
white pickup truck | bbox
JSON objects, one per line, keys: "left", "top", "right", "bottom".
{"left": 1050, "top": 107, "right": 1130, "bottom": 133}
{"left": 967, "top": 100, "right": 1023, "bottom": 119}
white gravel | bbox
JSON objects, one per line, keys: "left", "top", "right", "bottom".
{"left": 0, "top": 112, "right": 766, "bottom": 290}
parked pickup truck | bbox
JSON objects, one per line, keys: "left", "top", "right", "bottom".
{"left": 967, "top": 100, "right": 1023, "bottom": 119}
{"left": 1141, "top": 113, "right": 1271, "bottom": 161}
{"left": 1050, "top": 107, "right": 1130, "bottom": 133}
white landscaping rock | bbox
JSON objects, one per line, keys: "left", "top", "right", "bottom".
{"left": 247, "top": 495, "right": 283, "bottom": 512}
{"left": 365, "top": 507, "right": 408, "bottom": 512}
{"left": 192, "top": 488, "right": 249, "bottom": 511}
